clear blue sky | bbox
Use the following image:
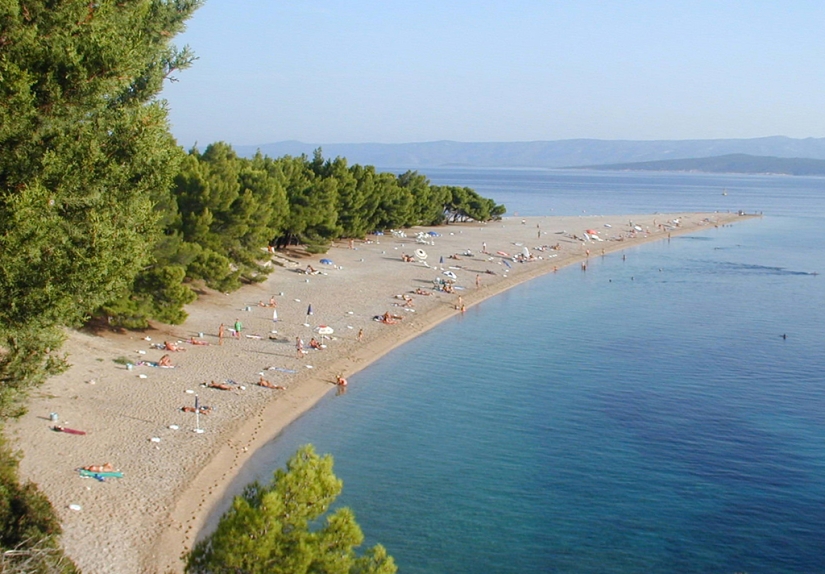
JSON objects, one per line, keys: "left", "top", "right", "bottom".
{"left": 161, "top": 1, "right": 825, "bottom": 147}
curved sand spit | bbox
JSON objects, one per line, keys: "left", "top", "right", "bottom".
{"left": 5, "top": 213, "right": 754, "bottom": 573}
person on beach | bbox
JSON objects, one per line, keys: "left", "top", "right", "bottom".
{"left": 357, "top": 327, "right": 364, "bottom": 342}
{"left": 482, "top": 241, "right": 487, "bottom": 253}
{"left": 82, "top": 462, "right": 114, "bottom": 473}
{"left": 476, "top": 274, "right": 481, "bottom": 289}
{"left": 182, "top": 405, "right": 212, "bottom": 414}
{"left": 456, "top": 295, "right": 463, "bottom": 310}
{"left": 309, "top": 337, "right": 322, "bottom": 350}
{"left": 234, "top": 319, "right": 242, "bottom": 338}
{"left": 336, "top": 375, "right": 348, "bottom": 387}
{"left": 207, "top": 381, "right": 233, "bottom": 391}
{"left": 296, "top": 337, "right": 305, "bottom": 358}
{"left": 163, "top": 341, "right": 185, "bottom": 352}
{"left": 218, "top": 323, "right": 225, "bottom": 345}
{"left": 158, "top": 354, "right": 173, "bottom": 367}
{"left": 189, "top": 337, "right": 209, "bottom": 346}
{"left": 258, "top": 375, "right": 285, "bottom": 390}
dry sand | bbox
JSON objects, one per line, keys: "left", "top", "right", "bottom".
{"left": 4, "top": 212, "right": 753, "bottom": 573}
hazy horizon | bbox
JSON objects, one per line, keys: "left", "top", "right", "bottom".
{"left": 161, "top": 2, "right": 825, "bottom": 148}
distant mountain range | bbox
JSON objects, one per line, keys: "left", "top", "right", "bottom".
{"left": 234, "top": 136, "right": 825, "bottom": 171}
{"left": 576, "top": 153, "right": 825, "bottom": 176}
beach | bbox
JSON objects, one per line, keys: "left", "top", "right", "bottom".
{"left": 4, "top": 212, "right": 751, "bottom": 573}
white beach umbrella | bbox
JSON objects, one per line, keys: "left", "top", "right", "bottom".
{"left": 415, "top": 248, "right": 428, "bottom": 260}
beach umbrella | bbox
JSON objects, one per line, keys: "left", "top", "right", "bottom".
{"left": 304, "top": 304, "right": 313, "bottom": 327}
{"left": 415, "top": 248, "right": 428, "bottom": 260}
{"left": 316, "top": 325, "right": 334, "bottom": 342}
{"left": 193, "top": 395, "right": 204, "bottom": 434}
{"left": 522, "top": 246, "right": 530, "bottom": 258}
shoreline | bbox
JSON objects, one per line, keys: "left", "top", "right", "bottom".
{"left": 4, "top": 212, "right": 755, "bottom": 573}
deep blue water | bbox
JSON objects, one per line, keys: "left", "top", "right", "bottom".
{"left": 226, "top": 170, "right": 825, "bottom": 573}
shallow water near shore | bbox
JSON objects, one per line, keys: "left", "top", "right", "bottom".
{"left": 225, "top": 171, "right": 825, "bottom": 573}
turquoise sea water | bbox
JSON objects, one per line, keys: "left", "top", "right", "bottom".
{"left": 224, "top": 170, "right": 825, "bottom": 573}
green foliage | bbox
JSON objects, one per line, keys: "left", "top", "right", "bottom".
{"left": 99, "top": 145, "right": 505, "bottom": 326}
{"left": 0, "top": 434, "right": 78, "bottom": 573}
{"left": 186, "top": 445, "right": 397, "bottom": 574}
{"left": 0, "top": 326, "right": 67, "bottom": 419}
{"left": 0, "top": 0, "right": 202, "bottom": 408}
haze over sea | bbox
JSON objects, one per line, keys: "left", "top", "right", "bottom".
{"left": 226, "top": 169, "right": 825, "bottom": 573}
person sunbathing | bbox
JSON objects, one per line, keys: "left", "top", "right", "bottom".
{"left": 181, "top": 405, "right": 212, "bottom": 414}
{"left": 305, "top": 265, "right": 318, "bottom": 274}
{"left": 258, "top": 376, "right": 286, "bottom": 390}
{"left": 158, "top": 354, "right": 173, "bottom": 367}
{"left": 189, "top": 337, "right": 209, "bottom": 346}
{"left": 83, "top": 462, "right": 114, "bottom": 473}
{"left": 163, "top": 341, "right": 185, "bottom": 352}
{"left": 207, "top": 381, "right": 232, "bottom": 390}
{"left": 414, "top": 288, "right": 432, "bottom": 296}
{"left": 309, "top": 337, "right": 322, "bottom": 350}
{"left": 381, "top": 311, "right": 403, "bottom": 324}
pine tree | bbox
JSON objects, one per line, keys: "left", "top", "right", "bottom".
{"left": 186, "top": 445, "right": 397, "bottom": 574}
{"left": 0, "top": 0, "right": 201, "bottom": 414}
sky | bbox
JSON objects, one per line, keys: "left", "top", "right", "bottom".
{"left": 160, "top": 1, "right": 825, "bottom": 147}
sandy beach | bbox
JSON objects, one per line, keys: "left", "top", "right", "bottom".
{"left": 4, "top": 212, "right": 752, "bottom": 573}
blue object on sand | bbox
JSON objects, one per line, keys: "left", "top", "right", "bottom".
{"left": 320, "top": 258, "right": 333, "bottom": 265}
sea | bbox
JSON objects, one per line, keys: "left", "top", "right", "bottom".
{"left": 221, "top": 169, "right": 825, "bottom": 573}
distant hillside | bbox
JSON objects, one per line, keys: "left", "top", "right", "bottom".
{"left": 234, "top": 137, "right": 825, "bottom": 169}
{"left": 575, "top": 153, "right": 825, "bottom": 176}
